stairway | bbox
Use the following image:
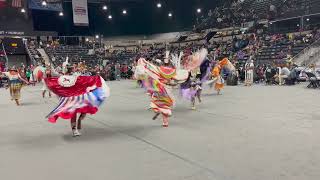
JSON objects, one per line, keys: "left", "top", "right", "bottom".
{"left": 37, "top": 48, "right": 51, "bottom": 65}
{"left": 293, "top": 39, "right": 320, "bottom": 66}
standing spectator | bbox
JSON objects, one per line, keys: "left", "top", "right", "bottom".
{"left": 26, "top": 68, "right": 31, "bottom": 82}
{"left": 115, "top": 63, "right": 121, "bottom": 81}
{"left": 245, "top": 59, "right": 254, "bottom": 86}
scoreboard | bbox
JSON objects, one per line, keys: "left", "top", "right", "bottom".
{"left": 2, "top": 37, "right": 26, "bottom": 55}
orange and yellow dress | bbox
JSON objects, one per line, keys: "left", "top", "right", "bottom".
{"left": 211, "top": 58, "right": 230, "bottom": 91}
{"left": 212, "top": 65, "right": 224, "bottom": 91}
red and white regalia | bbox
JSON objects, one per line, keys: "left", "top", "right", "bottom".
{"left": 44, "top": 75, "right": 110, "bottom": 123}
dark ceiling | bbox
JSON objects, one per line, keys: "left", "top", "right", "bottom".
{"left": 32, "top": 0, "right": 224, "bottom": 36}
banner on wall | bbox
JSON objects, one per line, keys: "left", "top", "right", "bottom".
{"left": 0, "top": 0, "right": 24, "bottom": 8}
{"left": 28, "top": 0, "right": 62, "bottom": 11}
{"left": 72, "top": 0, "right": 89, "bottom": 26}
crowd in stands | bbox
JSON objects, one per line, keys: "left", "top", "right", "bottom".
{"left": 1, "top": 28, "right": 320, "bottom": 89}
{"left": 197, "top": 0, "right": 259, "bottom": 29}
{"left": 20, "top": 27, "right": 319, "bottom": 83}
{"left": 196, "top": 0, "right": 320, "bottom": 30}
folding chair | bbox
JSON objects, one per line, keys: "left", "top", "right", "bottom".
{"left": 305, "top": 72, "right": 320, "bottom": 88}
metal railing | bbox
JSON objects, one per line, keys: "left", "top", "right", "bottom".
{"left": 24, "top": 42, "right": 37, "bottom": 66}
{"left": 1, "top": 43, "right": 9, "bottom": 71}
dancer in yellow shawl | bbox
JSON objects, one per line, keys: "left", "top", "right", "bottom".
{"left": 0, "top": 67, "right": 29, "bottom": 105}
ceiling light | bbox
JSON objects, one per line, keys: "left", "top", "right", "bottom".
{"left": 95, "top": 35, "right": 99, "bottom": 39}
{"left": 157, "top": 3, "right": 162, "bottom": 8}
{"left": 102, "top": 5, "right": 107, "bottom": 10}
{"left": 41, "top": 1, "right": 47, "bottom": 6}
{"left": 21, "top": 8, "right": 25, "bottom": 13}
{"left": 85, "top": 38, "right": 89, "bottom": 42}
{"left": 108, "top": 15, "right": 112, "bottom": 19}
{"left": 197, "top": 8, "right": 201, "bottom": 13}
{"left": 59, "top": 12, "right": 63, "bottom": 16}
{"left": 122, "top": 9, "right": 127, "bottom": 15}
{"left": 168, "top": 12, "right": 172, "bottom": 17}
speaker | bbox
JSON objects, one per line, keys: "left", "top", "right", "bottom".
{"left": 81, "top": 36, "right": 85, "bottom": 44}
{"left": 36, "top": 36, "right": 40, "bottom": 44}
{"left": 177, "top": 35, "right": 188, "bottom": 42}
{"left": 226, "top": 73, "right": 238, "bottom": 86}
{"left": 205, "top": 31, "right": 217, "bottom": 43}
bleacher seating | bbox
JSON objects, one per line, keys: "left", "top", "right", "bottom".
{"left": 45, "top": 46, "right": 101, "bottom": 67}
{"left": 26, "top": 41, "right": 44, "bottom": 64}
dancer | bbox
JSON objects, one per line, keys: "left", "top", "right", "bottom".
{"left": 136, "top": 49, "right": 207, "bottom": 127}
{"left": 195, "top": 56, "right": 212, "bottom": 101}
{"left": 180, "top": 72, "right": 202, "bottom": 110}
{"left": 42, "top": 64, "right": 53, "bottom": 98}
{"left": 179, "top": 49, "right": 209, "bottom": 109}
{"left": 178, "top": 49, "right": 209, "bottom": 110}
{"left": 211, "top": 58, "right": 236, "bottom": 95}
{"left": 44, "top": 66, "right": 110, "bottom": 137}
{"left": 136, "top": 58, "right": 188, "bottom": 127}
{"left": 0, "top": 67, "right": 29, "bottom": 106}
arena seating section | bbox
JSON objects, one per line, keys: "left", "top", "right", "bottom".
{"left": 196, "top": 0, "right": 320, "bottom": 30}
{"left": 22, "top": 0, "right": 320, "bottom": 68}
{"left": 45, "top": 46, "right": 100, "bottom": 67}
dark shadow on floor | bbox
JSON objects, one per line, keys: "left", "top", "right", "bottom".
{"left": 62, "top": 124, "right": 160, "bottom": 143}
{"left": 21, "top": 102, "right": 42, "bottom": 106}
{"left": 202, "top": 93, "right": 219, "bottom": 97}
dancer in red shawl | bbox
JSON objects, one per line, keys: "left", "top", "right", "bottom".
{"left": 44, "top": 66, "right": 110, "bottom": 137}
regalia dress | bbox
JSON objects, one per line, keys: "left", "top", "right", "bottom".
{"left": 4, "top": 71, "right": 23, "bottom": 100}
{"left": 44, "top": 75, "right": 110, "bottom": 123}
{"left": 136, "top": 58, "right": 189, "bottom": 126}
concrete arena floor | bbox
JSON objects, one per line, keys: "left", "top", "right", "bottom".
{"left": 0, "top": 80, "right": 320, "bottom": 180}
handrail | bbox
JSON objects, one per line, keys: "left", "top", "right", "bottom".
{"left": 1, "top": 43, "right": 9, "bottom": 71}
{"left": 24, "top": 42, "right": 36, "bottom": 66}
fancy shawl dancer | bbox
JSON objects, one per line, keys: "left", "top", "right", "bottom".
{"left": 210, "top": 57, "right": 236, "bottom": 95}
{"left": 0, "top": 67, "right": 29, "bottom": 106}
{"left": 135, "top": 56, "right": 189, "bottom": 127}
{"left": 179, "top": 49, "right": 208, "bottom": 110}
{"left": 33, "top": 64, "right": 53, "bottom": 98}
{"left": 44, "top": 66, "right": 110, "bottom": 137}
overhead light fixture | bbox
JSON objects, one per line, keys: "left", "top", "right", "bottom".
{"left": 122, "top": 9, "right": 127, "bottom": 15}
{"left": 306, "top": 18, "right": 310, "bottom": 21}
{"left": 197, "top": 8, "right": 201, "bottom": 13}
{"left": 108, "top": 15, "right": 112, "bottom": 19}
{"left": 21, "top": 8, "right": 26, "bottom": 13}
{"left": 85, "top": 38, "right": 89, "bottom": 42}
{"left": 297, "top": 24, "right": 300, "bottom": 27}
{"left": 59, "top": 12, "right": 63, "bottom": 16}
{"left": 95, "top": 35, "right": 99, "bottom": 39}
{"left": 157, "top": 3, "right": 162, "bottom": 8}
{"left": 102, "top": 5, "right": 107, "bottom": 10}
{"left": 41, "top": 1, "right": 47, "bottom": 6}
{"left": 168, "top": 12, "right": 172, "bottom": 17}
{"left": 269, "top": 22, "right": 273, "bottom": 24}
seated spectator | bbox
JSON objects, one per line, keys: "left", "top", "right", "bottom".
{"left": 279, "top": 66, "right": 291, "bottom": 85}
